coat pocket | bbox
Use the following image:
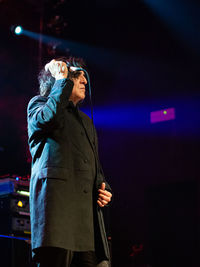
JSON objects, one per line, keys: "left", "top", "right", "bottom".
{"left": 37, "top": 167, "right": 69, "bottom": 180}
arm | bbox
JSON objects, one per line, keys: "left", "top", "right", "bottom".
{"left": 27, "top": 78, "right": 73, "bottom": 131}
{"left": 27, "top": 59, "right": 73, "bottom": 131}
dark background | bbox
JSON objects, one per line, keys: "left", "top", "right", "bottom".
{"left": 0, "top": 0, "right": 200, "bottom": 266}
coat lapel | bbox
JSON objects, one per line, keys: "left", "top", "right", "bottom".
{"left": 78, "top": 111, "right": 96, "bottom": 153}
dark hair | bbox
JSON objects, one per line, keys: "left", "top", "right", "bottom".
{"left": 38, "top": 56, "right": 86, "bottom": 97}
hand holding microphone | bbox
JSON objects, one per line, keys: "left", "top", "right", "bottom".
{"left": 45, "top": 59, "right": 68, "bottom": 80}
{"left": 45, "top": 59, "right": 83, "bottom": 80}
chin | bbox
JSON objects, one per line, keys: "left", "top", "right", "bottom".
{"left": 80, "top": 93, "right": 85, "bottom": 100}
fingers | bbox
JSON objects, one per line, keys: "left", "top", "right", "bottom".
{"left": 97, "top": 183, "right": 112, "bottom": 208}
{"left": 45, "top": 59, "right": 68, "bottom": 79}
{"left": 45, "top": 59, "right": 56, "bottom": 72}
{"left": 100, "top": 182, "right": 106, "bottom": 190}
{"left": 98, "top": 193, "right": 111, "bottom": 202}
{"left": 99, "top": 189, "right": 112, "bottom": 197}
{"left": 97, "top": 192, "right": 111, "bottom": 207}
{"left": 97, "top": 200, "right": 105, "bottom": 207}
{"left": 97, "top": 198, "right": 108, "bottom": 207}
{"left": 45, "top": 62, "right": 50, "bottom": 72}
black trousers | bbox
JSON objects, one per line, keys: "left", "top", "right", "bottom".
{"left": 34, "top": 247, "right": 109, "bottom": 267}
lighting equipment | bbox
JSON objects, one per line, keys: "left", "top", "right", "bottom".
{"left": 14, "top": 25, "right": 23, "bottom": 35}
{"left": 150, "top": 108, "right": 175, "bottom": 124}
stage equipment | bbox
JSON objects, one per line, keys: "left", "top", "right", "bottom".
{"left": 0, "top": 176, "right": 32, "bottom": 266}
{"left": 0, "top": 177, "right": 30, "bottom": 237}
{"left": 14, "top": 26, "right": 23, "bottom": 35}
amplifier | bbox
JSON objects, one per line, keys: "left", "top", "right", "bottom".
{"left": 0, "top": 195, "right": 31, "bottom": 236}
{"left": 0, "top": 194, "right": 30, "bottom": 215}
{"left": 0, "top": 177, "right": 31, "bottom": 237}
{"left": 12, "top": 216, "right": 31, "bottom": 234}
{"left": 0, "top": 213, "right": 31, "bottom": 236}
{"left": 0, "top": 178, "right": 29, "bottom": 197}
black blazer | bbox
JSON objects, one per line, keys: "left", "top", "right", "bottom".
{"left": 27, "top": 78, "right": 111, "bottom": 261}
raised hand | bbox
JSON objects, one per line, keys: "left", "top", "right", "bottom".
{"left": 45, "top": 59, "right": 68, "bottom": 80}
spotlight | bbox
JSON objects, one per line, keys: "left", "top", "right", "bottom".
{"left": 14, "top": 25, "right": 23, "bottom": 35}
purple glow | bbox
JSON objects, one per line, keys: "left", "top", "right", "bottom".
{"left": 150, "top": 108, "right": 175, "bottom": 124}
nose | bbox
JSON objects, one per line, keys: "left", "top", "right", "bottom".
{"left": 80, "top": 74, "right": 87, "bottom": 84}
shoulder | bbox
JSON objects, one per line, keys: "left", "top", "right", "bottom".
{"left": 79, "top": 110, "right": 97, "bottom": 134}
{"left": 79, "top": 110, "right": 92, "bottom": 122}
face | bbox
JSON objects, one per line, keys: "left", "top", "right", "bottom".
{"left": 69, "top": 71, "right": 87, "bottom": 105}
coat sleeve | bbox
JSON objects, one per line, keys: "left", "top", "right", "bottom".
{"left": 27, "top": 78, "right": 74, "bottom": 131}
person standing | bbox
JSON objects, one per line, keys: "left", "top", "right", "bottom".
{"left": 27, "top": 58, "right": 112, "bottom": 267}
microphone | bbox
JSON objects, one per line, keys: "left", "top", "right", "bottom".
{"left": 44, "top": 61, "right": 84, "bottom": 72}
{"left": 69, "top": 66, "right": 84, "bottom": 72}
